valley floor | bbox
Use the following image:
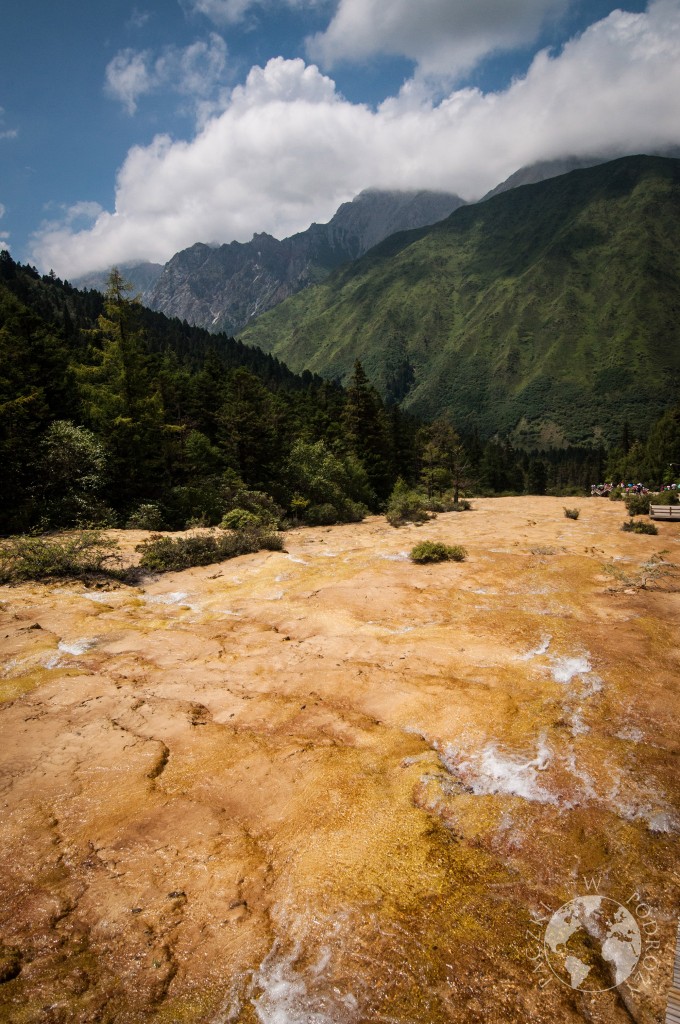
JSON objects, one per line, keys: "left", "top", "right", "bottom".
{"left": 1, "top": 497, "right": 679, "bottom": 1023}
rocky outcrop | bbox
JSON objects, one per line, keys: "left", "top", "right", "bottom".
{"left": 144, "top": 189, "right": 465, "bottom": 334}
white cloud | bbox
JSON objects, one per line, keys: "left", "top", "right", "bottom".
{"left": 0, "top": 202, "right": 9, "bottom": 250}
{"left": 181, "top": 0, "right": 324, "bottom": 27}
{"left": 308, "top": 0, "right": 568, "bottom": 78}
{"left": 127, "top": 7, "right": 152, "bottom": 30}
{"left": 105, "top": 33, "right": 228, "bottom": 116}
{"left": 183, "top": 0, "right": 254, "bottom": 23}
{"left": 32, "top": 1, "right": 680, "bottom": 279}
{"left": 106, "top": 49, "right": 154, "bottom": 115}
{"left": 0, "top": 106, "right": 18, "bottom": 140}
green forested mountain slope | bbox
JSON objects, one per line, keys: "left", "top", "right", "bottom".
{"left": 240, "top": 156, "right": 680, "bottom": 446}
{"left": 0, "top": 254, "right": 416, "bottom": 533}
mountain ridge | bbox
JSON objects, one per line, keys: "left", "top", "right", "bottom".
{"left": 239, "top": 154, "right": 680, "bottom": 447}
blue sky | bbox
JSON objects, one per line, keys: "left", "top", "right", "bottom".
{"left": 2, "top": 0, "right": 677, "bottom": 278}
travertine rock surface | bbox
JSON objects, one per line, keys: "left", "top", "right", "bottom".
{"left": 1, "top": 497, "right": 678, "bottom": 1023}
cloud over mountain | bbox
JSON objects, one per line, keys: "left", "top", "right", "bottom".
{"left": 32, "top": 0, "right": 680, "bottom": 278}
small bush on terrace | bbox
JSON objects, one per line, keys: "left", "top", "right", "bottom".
{"left": 563, "top": 507, "right": 580, "bottom": 520}
{"left": 220, "top": 489, "right": 283, "bottom": 529}
{"left": 650, "top": 491, "right": 679, "bottom": 506}
{"left": 625, "top": 493, "right": 651, "bottom": 516}
{"left": 386, "top": 478, "right": 429, "bottom": 527}
{"left": 426, "top": 496, "right": 472, "bottom": 513}
{"left": 126, "top": 502, "right": 169, "bottom": 531}
{"left": 284, "top": 440, "right": 373, "bottom": 526}
{"left": 136, "top": 529, "right": 284, "bottom": 573}
{"left": 409, "top": 541, "right": 467, "bottom": 564}
{"left": 603, "top": 552, "right": 680, "bottom": 591}
{"left": 622, "top": 519, "right": 658, "bottom": 535}
{"left": 220, "top": 508, "right": 265, "bottom": 531}
{"left": 0, "top": 532, "right": 122, "bottom": 584}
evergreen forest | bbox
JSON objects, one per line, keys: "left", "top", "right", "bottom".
{"left": 1, "top": 251, "right": 678, "bottom": 538}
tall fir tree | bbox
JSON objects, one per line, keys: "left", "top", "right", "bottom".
{"left": 342, "top": 360, "right": 395, "bottom": 504}
{"left": 76, "top": 269, "right": 169, "bottom": 510}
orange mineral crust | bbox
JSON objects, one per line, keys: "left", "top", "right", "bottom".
{"left": 0, "top": 497, "right": 678, "bottom": 1023}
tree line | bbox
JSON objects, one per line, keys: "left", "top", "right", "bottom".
{"left": 1, "top": 252, "right": 678, "bottom": 536}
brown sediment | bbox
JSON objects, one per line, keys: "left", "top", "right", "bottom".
{"left": 0, "top": 497, "right": 678, "bottom": 1023}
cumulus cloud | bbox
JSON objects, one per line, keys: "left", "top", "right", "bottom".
{"left": 308, "top": 0, "right": 568, "bottom": 78}
{"left": 105, "top": 33, "right": 228, "bottom": 115}
{"left": 32, "top": 1, "right": 680, "bottom": 278}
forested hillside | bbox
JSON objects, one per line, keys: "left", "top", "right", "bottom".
{"left": 241, "top": 155, "right": 680, "bottom": 448}
{"left": 0, "top": 254, "right": 419, "bottom": 534}
{"left": 2, "top": 250, "right": 678, "bottom": 539}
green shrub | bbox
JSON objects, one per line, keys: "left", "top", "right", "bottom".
{"left": 563, "top": 507, "right": 580, "bottom": 520}
{"left": 136, "top": 529, "right": 284, "bottom": 573}
{"left": 126, "top": 502, "right": 169, "bottom": 531}
{"left": 285, "top": 440, "right": 375, "bottom": 523}
{"left": 609, "top": 489, "right": 624, "bottom": 501}
{"left": 386, "top": 479, "right": 429, "bottom": 527}
{"left": 622, "top": 519, "right": 658, "bottom": 535}
{"left": 650, "top": 491, "right": 679, "bottom": 506}
{"left": 0, "top": 532, "right": 122, "bottom": 583}
{"left": 220, "top": 508, "right": 263, "bottom": 531}
{"left": 222, "top": 489, "right": 283, "bottom": 527}
{"left": 302, "top": 500, "right": 366, "bottom": 526}
{"left": 624, "top": 493, "right": 651, "bottom": 516}
{"left": 302, "top": 503, "right": 337, "bottom": 526}
{"left": 39, "top": 420, "right": 112, "bottom": 528}
{"left": 168, "top": 483, "right": 226, "bottom": 528}
{"left": 409, "top": 541, "right": 467, "bottom": 564}
{"left": 425, "top": 496, "right": 472, "bottom": 513}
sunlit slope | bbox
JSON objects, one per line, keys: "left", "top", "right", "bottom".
{"left": 241, "top": 156, "right": 680, "bottom": 445}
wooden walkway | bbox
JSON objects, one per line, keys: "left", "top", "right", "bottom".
{"left": 667, "top": 919, "right": 680, "bottom": 1024}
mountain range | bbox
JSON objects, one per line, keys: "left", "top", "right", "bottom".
{"left": 239, "top": 155, "right": 680, "bottom": 447}
{"left": 76, "top": 189, "right": 465, "bottom": 335}
{"left": 75, "top": 152, "right": 661, "bottom": 336}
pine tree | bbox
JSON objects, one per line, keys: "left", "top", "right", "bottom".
{"left": 342, "top": 360, "right": 395, "bottom": 503}
{"left": 417, "top": 418, "right": 471, "bottom": 502}
{"left": 76, "top": 269, "right": 169, "bottom": 510}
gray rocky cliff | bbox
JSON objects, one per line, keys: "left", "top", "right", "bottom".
{"left": 144, "top": 189, "right": 465, "bottom": 335}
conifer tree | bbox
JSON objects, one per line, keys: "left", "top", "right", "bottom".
{"left": 342, "top": 360, "right": 395, "bottom": 503}
{"left": 77, "top": 268, "right": 168, "bottom": 510}
{"left": 417, "top": 418, "right": 471, "bottom": 501}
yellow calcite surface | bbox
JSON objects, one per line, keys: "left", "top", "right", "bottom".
{"left": 0, "top": 497, "right": 678, "bottom": 1022}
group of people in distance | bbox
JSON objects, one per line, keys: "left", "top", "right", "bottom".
{"left": 590, "top": 482, "right": 679, "bottom": 496}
